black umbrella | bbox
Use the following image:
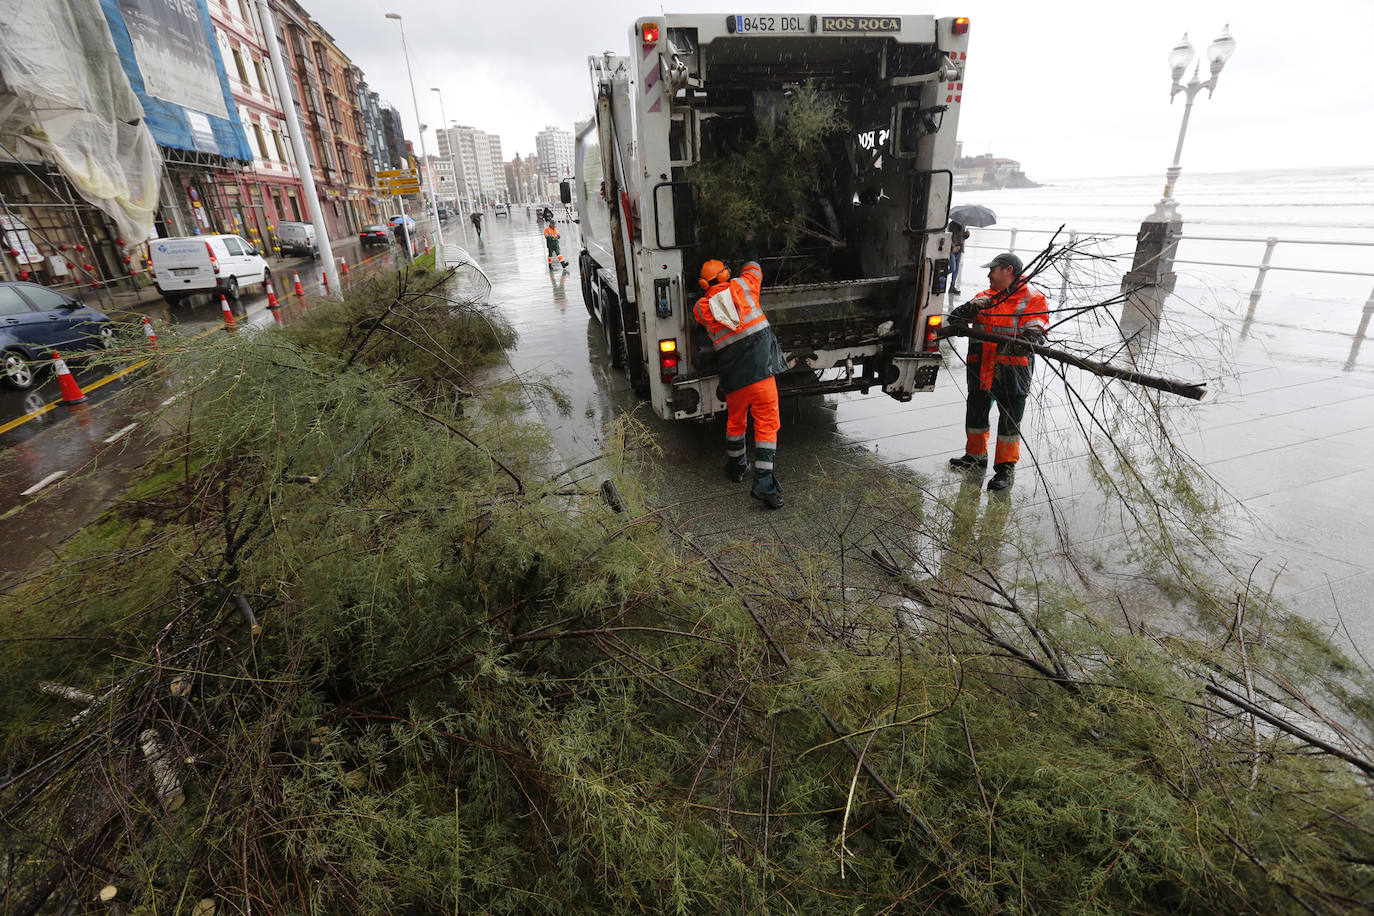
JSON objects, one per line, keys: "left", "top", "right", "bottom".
{"left": 949, "top": 203, "right": 997, "bottom": 228}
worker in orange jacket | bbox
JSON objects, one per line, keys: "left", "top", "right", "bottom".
{"left": 694, "top": 256, "right": 788, "bottom": 508}
{"left": 946, "top": 252, "right": 1050, "bottom": 491}
{"left": 543, "top": 220, "right": 568, "bottom": 271}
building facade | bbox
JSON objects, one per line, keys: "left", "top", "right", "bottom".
{"left": 208, "top": 0, "right": 308, "bottom": 252}
{"left": 534, "top": 125, "right": 574, "bottom": 182}
{"left": 438, "top": 125, "right": 507, "bottom": 211}
{"left": 271, "top": 0, "right": 381, "bottom": 239}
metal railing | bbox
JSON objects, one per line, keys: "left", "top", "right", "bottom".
{"left": 957, "top": 226, "right": 1374, "bottom": 341}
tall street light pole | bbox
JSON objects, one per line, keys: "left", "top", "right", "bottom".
{"left": 255, "top": 0, "right": 340, "bottom": 297}
{"left": 431, "top": 88, "right": 471, "bottom": 245}
{"left": 386, "top": 13, "right": 445, "bottom": 257}
{"left": 1124, "top": 25, "right": 1237, "bottom": 327}
{"left": 1151, "top": 25, "right": 1237, "bottom": 221}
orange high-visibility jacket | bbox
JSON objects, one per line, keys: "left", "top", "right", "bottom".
{"left": 693, "top": 261, "right": 786, "bottom": 394}
{"left": 966, "top": 282, "right": 1050, "bottom": 391}
{"left": 543, "top": 224, "right": 560, "bottom": 240}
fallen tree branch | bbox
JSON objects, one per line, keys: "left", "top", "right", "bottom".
{"left": 941, "top": 325, "right": 1208, "bottom": 401}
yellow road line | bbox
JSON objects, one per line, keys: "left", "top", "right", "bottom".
{"left": 0, "top": 260, "right": 382, "bottom": 438}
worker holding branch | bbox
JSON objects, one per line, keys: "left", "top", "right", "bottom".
{"left": 946, "top": 252, "right": 1049, "bottom": 492}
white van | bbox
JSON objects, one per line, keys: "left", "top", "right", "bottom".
{"left": 277, "top": 221, "right": 317, "bottom": 256}
{"left": 150, "top": 234, "right": 271, "bottom": 306}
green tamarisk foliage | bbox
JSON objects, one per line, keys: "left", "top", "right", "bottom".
{"left": 688, "top": 81, "right": 849, "bottom": 267}
{"left": 2, "top": 268, "right": 1373, "bottom": 915}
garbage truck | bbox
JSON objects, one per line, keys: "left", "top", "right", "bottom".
{"left": 574, "top": 13, "right": 970, "bottom": 420}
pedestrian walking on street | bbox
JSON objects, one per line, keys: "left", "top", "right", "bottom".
{"left": 470, "top": 211, "right": 483, "bottom": 239}
{"left": 946, "top": 252, "right": 1049, "bottom": 491}
{"left": 693, "top": 254, "right": 788, "bottom": 509}
{"left": 543, "top": 219, "right": 568, "bottom": 271}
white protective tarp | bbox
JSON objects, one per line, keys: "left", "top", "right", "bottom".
{"left": 0, "top": 0, "right": 161, "bottom": 243}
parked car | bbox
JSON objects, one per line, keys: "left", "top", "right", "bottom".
{"left": 389, "top": 214, "right": 416, "bottom": 229}
{"left": 0, "top": 281, "right": 115, "bottom": 390}
{"left": 149, "top": 234, "right": 271, "bottom": 307}
{"left": 359, "top": 224, "right": 390, "bottom": 246}
{"left": 277, "top": 221, "right": 318, "bottom": 256}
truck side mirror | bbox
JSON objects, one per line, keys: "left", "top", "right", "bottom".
{"left": 559, "top": 180, "right": 573, "bottom": 205}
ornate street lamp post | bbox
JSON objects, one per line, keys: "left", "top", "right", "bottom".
{"left": 1122, "top": 26, "right": 1237, "bottom": 331}
{"left": 1151, "top": 26, "right": 1237, "bottom": 220}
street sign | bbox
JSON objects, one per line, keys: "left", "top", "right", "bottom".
{"left": 381, "top": 183, "right": 421, "bottom": 196}
{"left": 376, "top": 168, "right": 418, "bottom": 180}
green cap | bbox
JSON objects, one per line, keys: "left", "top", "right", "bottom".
{"left": 980, "top": 252, "right": 1023, "bottom": 275}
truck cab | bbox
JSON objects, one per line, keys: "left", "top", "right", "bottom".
{"left": 575, "top": 14, "right": 969, "bottom": 420}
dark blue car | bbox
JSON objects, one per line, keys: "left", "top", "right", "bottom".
{"left": 0, "top": 281, "right": 115, "bottom": 390}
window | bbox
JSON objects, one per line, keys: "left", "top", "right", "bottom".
{"left": 253, "top": 58, "right": 270, "bottom": 95}
{"left": 253, "top": 123, "right": 269, "bottom": 161}
{"left": 18, "top": 285, "right": 71, "bottom": 312}
{"left": 273, "top": 130, "right": 287, "bottom": 162}
{"left": 232, "top": 48, "right": 249, "bottom": 85}
{"left": 0, "top": 286, "right": 34, "bottom": 316}
{"left": 222, "top": 237, "right": 246, "bottom": 255}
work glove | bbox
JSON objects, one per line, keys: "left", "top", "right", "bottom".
{"left": 947, "top": 297, "right": 991, "bottom": 329}
{"left": 1006, "top": 325, "right": 1046, "bottom": 356}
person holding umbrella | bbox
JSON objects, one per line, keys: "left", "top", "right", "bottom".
{"left": 946, "top": 203, "right": 997, "bottom": 295}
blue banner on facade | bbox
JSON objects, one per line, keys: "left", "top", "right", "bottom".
{"left": 98, "top": 0, "right": 253, "bottom": 162}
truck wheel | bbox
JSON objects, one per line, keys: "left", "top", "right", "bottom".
{"left": 261, "top": 268, "right": 272, "bottom": 294}
{"left": 224, "top": 276, "right": 240, "bottom": 300}
{"left": 579, "top": 254, "right": 595, "bottom": 318}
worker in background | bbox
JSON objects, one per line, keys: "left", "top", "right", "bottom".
{"left": 946, "top": 252, "right": 1049, "bottom": 491}
{"left": 543, "top": 219, "right": 568, "bottom": 271}
{"left": 693, "top": 254, "right": 788, "bottom": 509}
{"left": 945, "top": 219, "right": 970, "bottom": 295}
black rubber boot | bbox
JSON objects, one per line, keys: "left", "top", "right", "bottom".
{"left": 750, "top": 471, "right": 784, "bottom": 509}
{"left": 948, "top": 453, "right": 989, "bottom": 472}
{"left": 724, "top": 455, "right": 748, "bottom": 483}
{"left": 987, "top": 462, "right": 1015, "bottom": 491}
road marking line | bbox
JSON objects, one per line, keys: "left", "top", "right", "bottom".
{"left": 104, "top": 422, "right": 139, "bottom": 444}
{"left": 21, "top": 470, "right": 67, "bottom": 496}
{"left": 0, "top": 401, "right": 58, "bottom": 436}
{"left": 0, "top": 358, "right": 152, "bottom": 437}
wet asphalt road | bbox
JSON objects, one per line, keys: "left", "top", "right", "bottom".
{"left": 4, "top": 210, "right": 1373, "bottom": 661}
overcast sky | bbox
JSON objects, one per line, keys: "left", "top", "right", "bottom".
{"left": 312, "top": 0, "right": 1374, "bottom": 181}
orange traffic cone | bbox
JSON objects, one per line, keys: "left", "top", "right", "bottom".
{"left": 320, "top": 269, "right": 329, "bottom": 296}
{"left": 142, "top": 316, "right": 157, "bottom": 348}
{"left": 52, "top": 352, "right": 87, "bottom": 403}
{"left": 293, "top": 271, "right": 305, "bottom": 297}
{"left": 339, "top": 257, "right": 349, "bottom": 280}
{"left": 265, "top": 277, "right": 279, "bottom": 309}
{"left": 220, "top": 295, "right": 237, "bottom": 332}
{"left": 270, "top": 306, "right": 284, "bottom": 326}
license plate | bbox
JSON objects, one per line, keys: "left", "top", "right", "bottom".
{"left": 171, "top": 267, "right": 197, "bottom": 276}
{"left": 731, "top": 15, "right": 809, "bottom": 33}
{"left": 729, "top": 14, "right": 902, "bottom": 33}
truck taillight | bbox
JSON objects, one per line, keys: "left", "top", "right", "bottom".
{"left": 658, "top": 338, "right": 679, "bottom": 382}
{"left": 953, "top": 17, "right": 970, "bottom": 34}
{"left": 923, "top": 314, "right": 944, "bottom": 352}
{"left": 206, "top": 241, "right": 220, "bottom": 275}
{"left": 641, "top": 22, "right": 660, "bottom": 43}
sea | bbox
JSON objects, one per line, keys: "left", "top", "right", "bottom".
{"left": 953, "top": 165, "right": 1374, "bottom": 330}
